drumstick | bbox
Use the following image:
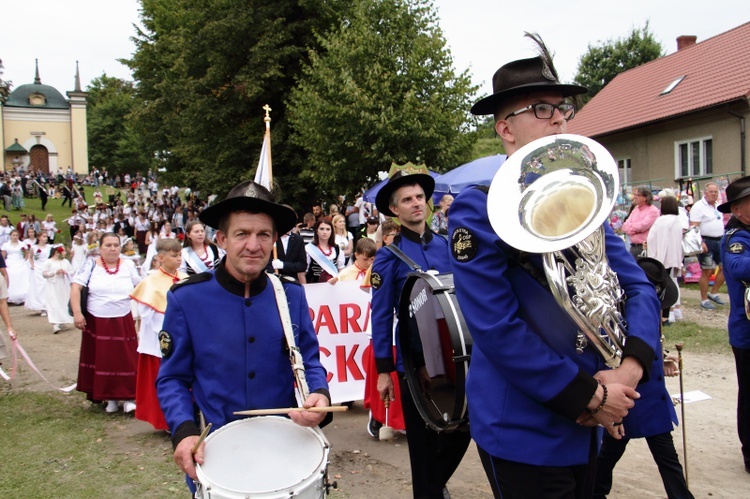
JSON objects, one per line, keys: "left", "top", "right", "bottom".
{"left": 191, "top": 423, "right": 212, "bottom": 454}
{"left": 233, "top": 406, "right": 349, "bottom": 416}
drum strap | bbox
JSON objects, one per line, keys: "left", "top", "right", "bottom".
{"left": 267, "top": 273, "right": 311, "bottom": 404}
{"left": 384, "top": 244, "right": 422, "bottom": 271}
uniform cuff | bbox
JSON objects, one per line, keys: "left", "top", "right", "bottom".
{"left": 542, "top": 368, "right": 599, "bottom": 421}
{"left": 621, "top": 335, "right": 655, "bottom": 383}
{"left": 375, "top": 357, "right": 396, "bottom": 374}
{"left": 171, "top": 420, "right": 200, "bottom": 450}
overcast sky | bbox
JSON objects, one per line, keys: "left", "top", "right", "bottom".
{"left": 1, "top": 0, "right": 747, "bottom": 100}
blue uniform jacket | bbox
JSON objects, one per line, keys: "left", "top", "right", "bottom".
{"left": 370, "top": 225, "right": 451, "bottom": 373}
{"left": 720, "top": 220, "right": 750, "bottom": 349}
{"left": 448, "top": 187, "right": 660, "bottom": 466}
{"left": 156, "top": 262, "right": 329, "bottom": 446}
{"left": 620, "top": 351, "right": 678, "bottom": 439}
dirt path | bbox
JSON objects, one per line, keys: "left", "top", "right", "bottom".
{"left": 2, "top": 297, "right": 748, "bottom": 498}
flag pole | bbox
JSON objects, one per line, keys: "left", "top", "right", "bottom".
{"left": 255, "top": 105, "right": 280, "bottom": 268}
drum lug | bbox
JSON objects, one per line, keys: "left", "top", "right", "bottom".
{"left": 324, "top": 472, "right": 338, "bottom": 495}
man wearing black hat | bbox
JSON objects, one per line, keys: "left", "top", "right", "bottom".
{"left": 718, "top": 175, "right": 750, "bottom": 474}
{"left": 448, "top": 33, "right": 661, "bottom": 498}
{"left": 370, "top": 170, "right": 471, "bottom": 498}
{"left": 156, "top": 181, "right": 330, "bottom": 493}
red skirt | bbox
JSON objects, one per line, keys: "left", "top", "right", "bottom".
{"left": 77, "top": 313, "right": 138, "bottom": 403}
{"left": 362, "top": 342, "right": 405, "bottom": 430}
{"left": 135, "top": 354, "right": 168, "bottom": 430}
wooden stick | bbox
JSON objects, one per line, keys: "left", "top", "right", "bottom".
{"left": 233, "top": 406, "right": 349, "bottom": 416}
{"left": 676, "top": 342, "right": 689, "bottom": 488}
{"left": 191, "top": 423, "right": 212, "bottom": 454}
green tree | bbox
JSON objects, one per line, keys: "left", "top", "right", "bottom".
{"left": 573, "top": 23, "right": 663, "bottom": 103}
{"left": 288, "top": 0, "right": 479, "bottom": 197}
{"left": 86, "top": 74, "right": 155, "bottom": 175}
{"left": 127, "top": 0, "right": 344, "bottom": 204}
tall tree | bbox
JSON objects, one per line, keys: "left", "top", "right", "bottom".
{"left": 573, "top": 23, "right": 663, "bottom": 103}
{"left": 288, "top": 0, "right": 479, "bottom": 198}
{"left": 87, "top": 74, "right": 155, "bottom": 175}
{"left": 127, "top": 0, "right": 343, "bottom": 202}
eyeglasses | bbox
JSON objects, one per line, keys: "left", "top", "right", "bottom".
{"left": 504, "top": 102, "right": 577, "bottom": 121}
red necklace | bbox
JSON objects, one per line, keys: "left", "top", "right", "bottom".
{"left": 159, "top": 267, "right": 180, "bottom": 283}
{"left": 317, "top": 244, "right": 332, "bottom": 256}
{"left": 197, "top": 244, "right": 210, "bottom": 261}
{"left": 100, "top": 257, "right": 120, "bottom": 275}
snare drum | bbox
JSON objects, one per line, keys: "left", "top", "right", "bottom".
{"left": 398, "top": 272, "right": 472, "bottom": 432}
{"left": 195, "top": 417, "right": 330, "bottom": 499}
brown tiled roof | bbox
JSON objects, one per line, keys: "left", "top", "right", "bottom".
{"left": 568, "top": 21, "right": 750, "bottom": 138}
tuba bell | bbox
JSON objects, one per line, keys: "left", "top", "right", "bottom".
{"left": 487, "top": 134, "right": 625, "bottom": 368}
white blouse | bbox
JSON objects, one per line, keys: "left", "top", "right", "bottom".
{"left": 73, "top": 259, "right": 141, "bottom": 317}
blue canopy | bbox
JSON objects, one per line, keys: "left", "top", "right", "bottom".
{"left": 363, "top": 170, "right": 441, "bottom": 203}
{"left": 434, "top": 154, "right": 507, "bottom": 195}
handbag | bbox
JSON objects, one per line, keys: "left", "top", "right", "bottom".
{"left": 68, "top": 259, "right": 95, "bottom": 316}
{"left": 682, "top": 227, "right": 703, "bottom": 257}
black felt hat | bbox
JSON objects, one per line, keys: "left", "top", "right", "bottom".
{"left": 375, "top": 171, "right": 435, "bottom": 218}
{"left": 199, "top": 181, "right": 297, "bottom": 234}
{"left": 636, "top": 257, "right": 679, "bottom": 309}
{"left": 718, "top": 176, "right": 750, "bottom": 214}
{"left": 471, "top": 56, "right": 588, "bottom": 116}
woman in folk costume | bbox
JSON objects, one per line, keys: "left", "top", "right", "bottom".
{"left": 179, "top": 220, "right": 220, "bottom": 275}
{"left": 1, "top": 229, "right": 29, "bottom": 304}
{"left": 130, "top": 238, "right": 187, "bottom": 430}
{"left": 25, "top": 231, "right": 50, "bottom": 315}
{"left": 42, "top": 245, "right": 74, "bottom": 333}
{"left": 305, "top": 219, "right": 346, "bottom": 283}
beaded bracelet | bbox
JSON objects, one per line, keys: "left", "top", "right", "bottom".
{"left": 586, "top": 383, "right": 608, "bottom": 414}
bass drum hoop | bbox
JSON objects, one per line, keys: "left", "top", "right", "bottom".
{"left": 398, "top": 271, "right": 472, "bottom": 432}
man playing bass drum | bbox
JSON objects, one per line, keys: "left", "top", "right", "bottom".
{"left": 448, "top": 33, "right": 661, "bottom": 498}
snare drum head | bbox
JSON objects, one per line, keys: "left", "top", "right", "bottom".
{"left": 399, "top": 272, "right": 471, "bottom": 431}
{"left": 197, "top": 417, "right": 327, "bottom": 496}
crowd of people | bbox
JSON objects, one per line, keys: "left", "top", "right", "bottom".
{"left": 2, "top": 34, "right": 750, "bottom": 499}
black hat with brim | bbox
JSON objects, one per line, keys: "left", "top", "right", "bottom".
{"left": 636, "top": 257, "right": 679, "bottom": 309}
{"left": 375, "top": 171, "right": 435, "bottom": 217}
{"left": 718, "top": 176, "right": 750, "bottom": 213}
{"left": 199, "top": 181, "right": 297, "bottom": 234}
{"left": 471, "top": 56, "right": 588, "bottom": 116}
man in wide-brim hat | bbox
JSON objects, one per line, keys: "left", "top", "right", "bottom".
{"left": 157, "top": 180, "right": 331, "bottom": 494}
{"left": 718, "top": 175, "right": 750, "bottom": 474}
{"left": 370, "top": 169, "right": 472, "bottom": 498}
{"left": 447, "top": 33, "right": 664, "bottom": 498}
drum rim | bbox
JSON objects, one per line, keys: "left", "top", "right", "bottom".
{"left": 195, "top": 416, "right": 330, "bottom": 496}
{"left": 398, "top": 271, "right": 472, "bottom": 432}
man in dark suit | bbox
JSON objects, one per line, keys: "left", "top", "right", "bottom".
{"left": 267, "top": 229, "right": 308, "bottom": 283}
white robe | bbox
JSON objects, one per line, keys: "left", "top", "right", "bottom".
{"left": 2, "top": 241, "right": 29, "bottom": 304}
{"left": 42, "top": 258, "right": 74, "bottom": 325}
{"left": 25, "top": 244, "right": 50, "bottom": 311}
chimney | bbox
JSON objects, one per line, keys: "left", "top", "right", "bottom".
{"left": 677, "top": 35, "right": 697, "bottom": 51}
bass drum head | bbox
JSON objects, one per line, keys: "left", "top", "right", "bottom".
{"left": 398, "top": 272, "right": 471, "bottom": 432}
{"left": 196, "top": 417, "right": 329, "bottom": 498}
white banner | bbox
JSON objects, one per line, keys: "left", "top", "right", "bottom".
{"left": 303, "top": 281, "right": 371, "bottom": 404}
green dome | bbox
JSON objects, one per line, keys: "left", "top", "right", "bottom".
{"left": 5, "top": 82, "right": 69, "bottom": 109}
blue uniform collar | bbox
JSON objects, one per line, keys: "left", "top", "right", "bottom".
{"left": 215, "top": 258, "right": 268, "bottom": 297}
{"left": 397, "top": 223, "right": 433, "bottom": 245}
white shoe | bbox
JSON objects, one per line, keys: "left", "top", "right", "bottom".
{"left": 673, "top": 308, "right": 683, "bottom": 321}
{"left": 105, "top": 400, "right": 119, "bottom": 413}
{"left": 53, "top": 324, "right": 61, "bottom": 334}
{"left": 40, "top": 311, "right": 47, "bottom": 317}
{"left": 123, "top": 400, "right": 136, "bottom": 413}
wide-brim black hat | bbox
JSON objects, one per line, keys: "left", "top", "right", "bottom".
{"left": 199, "top": 181, "right": 297, "bottom": 234}
{"left": 471, "top": 56, "right": 588, "bottom": 116}
{"left": 636, "top": 257, "right": 679, "bottom": 309}
{"left": 375, "top": 171, "right": 435, "bottom": 217}
{"left": 718, "top": 176, "right": 750, "bottom": 213}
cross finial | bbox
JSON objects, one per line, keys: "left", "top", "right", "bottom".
{"left": 262, "top": 104, "right": 272, "bottom": 121}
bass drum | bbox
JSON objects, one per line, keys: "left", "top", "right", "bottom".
{"left": 398, "top": 272, "right": 472, "bottom": 432}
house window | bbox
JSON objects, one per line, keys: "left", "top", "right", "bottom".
{"left": 676, "top": 138, "right": 713, "bottom": 178}
{"left": 617, "top": 158, "right": 631, "bottom": 186}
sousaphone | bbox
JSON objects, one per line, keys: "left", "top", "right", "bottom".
{"left": 487, "top": 134, "right": 625, "bottom": 368}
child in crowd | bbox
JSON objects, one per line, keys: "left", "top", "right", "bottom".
{"left": 129, "top": 238, "right": 186, "bottom": 431}
{"left": 333, "top": 237, "right": 377, "bottom": 288}
{"left": 70, "top": 233, "right": 87, "bottom": 272}
{"left": 41, "top": 245, "right": 74, "bottom": 333}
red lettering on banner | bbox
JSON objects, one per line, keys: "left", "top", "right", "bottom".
{"left": 315, "top": 305, "right": 338, "bottom": 334}
{"left": 319, "top": 347, "right": 333, "bottom": 383}
{"left": 362, "top": 301, "right": 372, "bottom": 331}
{"left": 340, "top": 303, "right": 363, "bottom": 333}
{"left": 336, "top": 344, "right": 364, "bottom": 382}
